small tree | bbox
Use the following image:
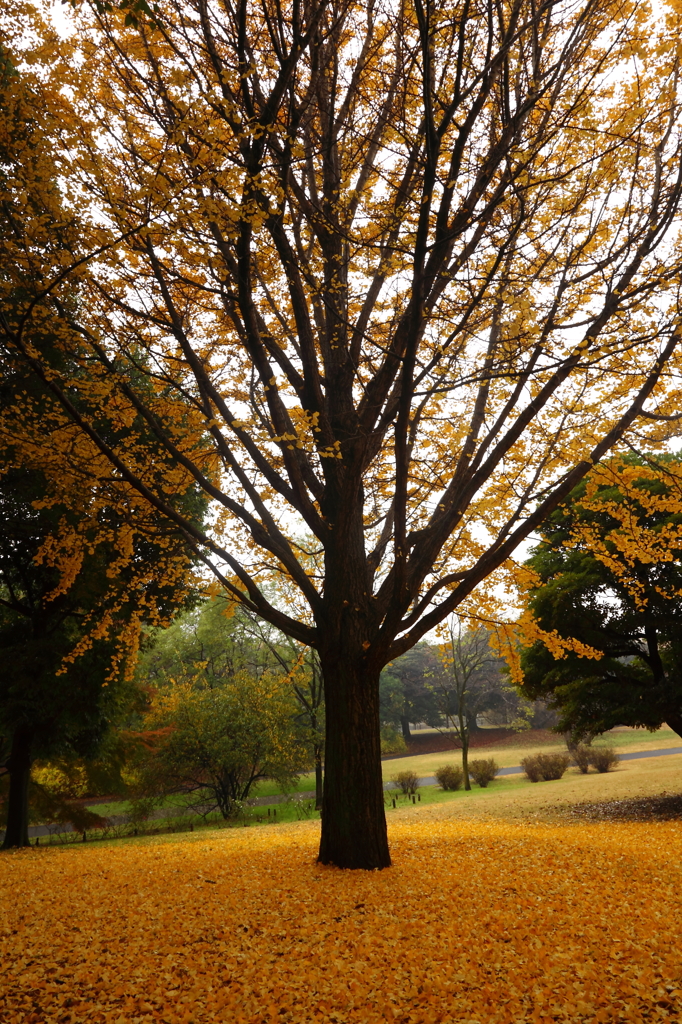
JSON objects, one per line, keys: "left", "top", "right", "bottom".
{"left": 139, "top": 673, "right": 310, "bottom": 817}
{"left": 238, "top": 611, "right": 326, "bottom": 809}
{"left": 430, "top": 621, "right": 503, "bottom": 790}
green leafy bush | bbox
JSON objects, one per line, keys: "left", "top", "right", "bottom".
{"left": 521, "top": 752, "right": 570, "bottom": 782}
{"left": 392, "top": 770, "right": 419, "bottom": 795}
{"left": 434, "top": 764, "right": 463, "bottom": 791}
{"left": 590, "top": 747, "right": 619, "bottom": 773}
{"left": 137, "top": 672, "right": 310, "bottom": 819}
{"left": 380, "top": 727, "right": 407, "bottom": 755}
{"left": 572, "top": 745, "right": 592, "bottom": 774}
{"left": 468, "top": 758, "right": 499, "bottom": 787}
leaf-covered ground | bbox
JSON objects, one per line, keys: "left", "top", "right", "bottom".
{"left": 2, "top": 814, "right": 681, "bottom": 1023}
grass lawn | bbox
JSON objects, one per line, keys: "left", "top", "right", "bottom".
{"left": 86, "top": 775, "right": 318, "bottom": 819}
{"left": 82, "top": 726, "right": 680, "bottom": 822}
{"left": 382, "top": 724, "right": 681, "bottom": 781}
{"left": 4, "top": 754, "right": 682, "bottom": 1023}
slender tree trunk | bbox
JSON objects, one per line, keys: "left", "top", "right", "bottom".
{"left": 458, "top": 710, "right": 471, "bottom": 791}
{"left": 400, "top": 715, "right": 412, "bottom": 742}
{"left": 318, "top": 653, "right": 390, "bottom": 869}
{"left": 314, "top": 742, "right": 323, "bottom": 810}
{"left": 2, "top": 724, "right": 33, "bottom": 850}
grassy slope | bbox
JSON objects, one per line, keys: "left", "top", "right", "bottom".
{"left": 381, "top": 725, "right": 680, "bottom": 780}
{"left": 79, "top": 750, "right": 682, "bottom": 840}
{"left": 86, "top": 725, "right": 680, "bottom": 819}
{"left": 396, "top": 749, "right": 682, "bottom": 824}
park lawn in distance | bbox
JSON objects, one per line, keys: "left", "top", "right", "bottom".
{"left": 4, "top": 788, "right": 682, "bottom": 1024}
{"left": 383, "top": 725, "right": 681, "bottom": 782}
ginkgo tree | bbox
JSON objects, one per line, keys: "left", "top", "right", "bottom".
{"left": 4, "top": 0, "right": 682, "bottom": 868}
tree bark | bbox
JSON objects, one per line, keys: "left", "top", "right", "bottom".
{"left": 314, "top": 742, "right": 323, "bottom": 811}
{"left": 2, "top": 724, "right": 33, "bottom": 850}
{"left": 400, "top": 715, "right": 412, "bottom": 742}
{"left": 665, "top": 713, "right": 682, "bottom": 741}
{"left": 318, "top": 653, "right": 390, "bottom": 869}
{"left": 459, "top": 709, "right": 471, "bottom": 791}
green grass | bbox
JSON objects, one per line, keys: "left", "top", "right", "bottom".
{"left": 591, "top": 726, "right": 678, "bottom": 749}
{"left": 29, "top": 749, "right": 682, "bottom": 851}
{"left": 83, "top": 726, "right": 681, "bottom": 820}
{"left": 86, "top": 773, "right": 317, "bottom": 818}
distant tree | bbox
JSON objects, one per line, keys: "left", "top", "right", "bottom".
{"left": 518, "top": 457, "right": 682, "bottom": 742}
{"left": 237, "top": 609, "right": 326, "bottom": 809}
{"left": 381, "top": 645, "right": 441, "bottom": 741}
{"left": 138, "top": 673, "right": 311, "bottom": 817}
{"left": 140, "top": 596, "right": 326, "bottom": 806}
{"left": 139, "top": 596, "right": 275, "bottom": 687}
{"left": 429, "top": 621, "right": 509, "bottom": 789}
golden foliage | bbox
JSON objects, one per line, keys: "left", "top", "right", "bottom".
{"left": 2, "top": 817, "right": 682, "bottom": 1022}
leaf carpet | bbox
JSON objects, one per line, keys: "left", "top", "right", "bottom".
{"left": 2, "top": 817, "right": 682, "bottom": 1024}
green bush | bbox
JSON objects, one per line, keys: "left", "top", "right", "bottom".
{"left": 572, "top": 745, "right": 592, "bottom": 774}
{"left": 590, "top": 746, "right": 619, "bottom": 773}
{"left": 468, "top": 758, "right": 499, "bottom": 787}
{"left": 521, "top": 752, "right": 570, "bottom": 782}
{"left": 392, "top": 770, "right": 419, "bottom": 795}
{"left": 380, "top": 727, "right": 408, "bottom": 755}
{"left": 434, "top": 764, "right": 463, "bottom": 791}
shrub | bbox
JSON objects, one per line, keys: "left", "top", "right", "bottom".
{"left": 521, "top": 752, "right": 570, "bottom": 782}
{"left": 468, "top": 758, "right": 499, "bottom": 787}
{"left": 520, "top": 755, "right": 543, "bottom": 782}
{"left": 590, "top": 746, "right": 619, "bottom": 773}
{"left": 572, "top": 745, "right": 592, "bottom": 774}
{"left": 380, "top": 727, "right": 408, "bottom": 755}
{"left": 434, "top": 764, "right": 463, "bottom": 791}
{"left": 538, "top": 752, "right": 570, "bottom": 780}
{"left": 392, "top": 770, "right": 419, "bottom": 795}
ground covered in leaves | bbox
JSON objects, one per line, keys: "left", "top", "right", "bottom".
{"left": 561, "top": 794, "right": 682, "bottom": 823}
{"left": 2, "top": 814, "right": 682, "bottom": 1024}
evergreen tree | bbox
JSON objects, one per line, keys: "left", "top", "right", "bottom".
{"left": 519, "top": 457, "right": 682, "bottom": 742}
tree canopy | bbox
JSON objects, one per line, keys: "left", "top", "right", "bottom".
{"left": 3, "top": 0, "right": 682, "bottom": 866}
{"left": 0, "top": 48, "right": 208, "bottom": 846}
{"left": 137, "top": 671, "right": 310, "bottom": 818}
{"left": 518, "top": 456, "right": 682, "bottom": 742}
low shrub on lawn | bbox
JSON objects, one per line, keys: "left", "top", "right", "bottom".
{"left": 392, "top": 770, "right": 419, "bottom": 795}
{"left": 572, "top": 745, "right": 592, "bottom": 774}
{"left": 434, "top": 764, "right": 464, "bottom": 791}
{"left": 468, "top": 758, "right": 499, "bottom": 787}
{"left": 569, "top": 745, "right": 620, "bottom": 774}
{"left": 590, "top": 746, "right": 620, "bottom": 773}
{"left": 521, "top": 752, "right": 570, "bottom": 782}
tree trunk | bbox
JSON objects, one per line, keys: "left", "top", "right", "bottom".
{"left": 314, "top": 742, "right": 323, "bottom": 810}
{"left": 2, "top": 724, "right": 33, "bottom": 850}
{"left": 665, "top": 713, "right": 682, "bottom": 741}
{"left": 400, "top": 715, "right": 412, "bottom": 742}
{"left": 318, "top": 654, "right": 390, "bottom": 869}
{"left": 458, "top": 710, "right": 471, "bottom": 791}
